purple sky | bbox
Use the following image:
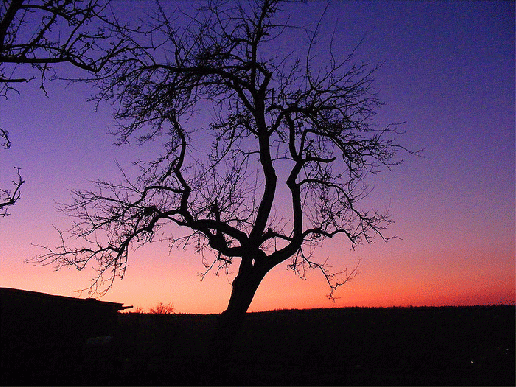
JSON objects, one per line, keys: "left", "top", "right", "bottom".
{"left": 0, "top": 1, "right": 514, "bottom": 313}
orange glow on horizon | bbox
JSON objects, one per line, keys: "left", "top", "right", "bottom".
{"left": 1, "top": 240, "right": 513, "bottom": 315}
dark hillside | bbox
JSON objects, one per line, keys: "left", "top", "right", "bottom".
{"left": 115, "top": 305, "right": 515, "bottom": 385}
{"left": 1, "top": 301, "right": 513, "bottom": 385}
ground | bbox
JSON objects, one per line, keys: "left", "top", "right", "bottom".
{"left": 114, "top": 305, "right": 514, "bottom": 385}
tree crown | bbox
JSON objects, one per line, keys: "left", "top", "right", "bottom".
{"left": 35, "top": 0, "right": 408, "bottom": 297}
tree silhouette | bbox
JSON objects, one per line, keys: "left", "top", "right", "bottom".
{"left": 0, "top": 0, "right": 127, "bottom": 216}
{"left": 149, "top": 301, "right": 175, "bottom": 315}
{"left": 35, "top": 0, "right": 408, "bottom": 380}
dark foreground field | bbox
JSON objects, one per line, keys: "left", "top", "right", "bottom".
{"left": 116, "top": 305, "right": 514, "bottom": 385}
{"left": 4, "top": 305, "right": 516, "bottom": 385}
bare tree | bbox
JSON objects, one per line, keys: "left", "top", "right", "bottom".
{"left": 35, "top": 0, "right": 409, "bottom": 379}
{"left": 149, "top": 301, "right": 175, "bottom": 315}
{"left": 0, "top": 0, "right": 127, "bottom": 216}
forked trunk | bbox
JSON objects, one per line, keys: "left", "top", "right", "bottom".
{"left": 206, "top": 261, "right": 268, "bottom": 384}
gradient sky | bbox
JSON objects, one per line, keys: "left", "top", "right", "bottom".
{"left": 0, "top": 1, "right": 514, "bottom": 314}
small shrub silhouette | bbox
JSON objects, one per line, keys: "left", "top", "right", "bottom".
{"left": 148, "top": 302, "right": 175, "bottom": 315}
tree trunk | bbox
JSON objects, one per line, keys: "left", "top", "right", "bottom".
{"left": 206, "top": 261, "right": 267, "bottom": 384}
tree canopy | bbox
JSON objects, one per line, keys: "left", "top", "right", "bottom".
{"left": 36, "top": 0, "right": 407, "bottom": 312}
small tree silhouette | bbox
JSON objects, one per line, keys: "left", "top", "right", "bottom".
{"left": 148, "top": 302, "right": 175, "bottom": 315}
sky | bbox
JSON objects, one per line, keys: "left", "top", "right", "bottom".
{"left": 0, "top": 0, "right": 514, "bottom": 314}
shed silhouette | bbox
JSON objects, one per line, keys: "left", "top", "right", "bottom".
{"left": 0, "top": 287, "right": 128, "bottom": 384}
